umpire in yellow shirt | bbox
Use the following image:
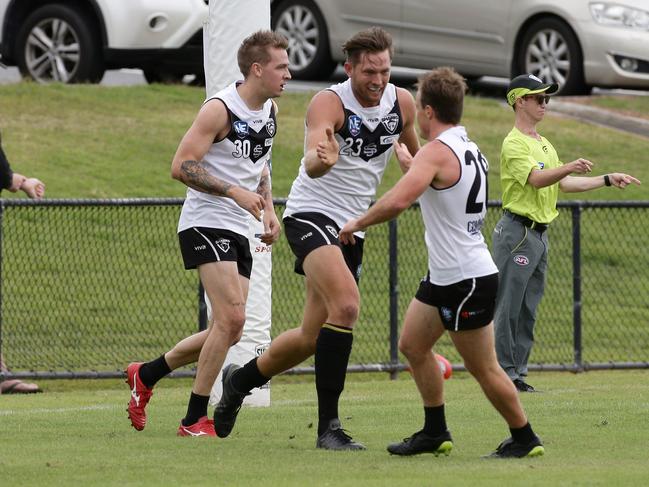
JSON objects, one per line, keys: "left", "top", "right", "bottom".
{"left": 493, "top": 74, "right": 640, "bottom": 393}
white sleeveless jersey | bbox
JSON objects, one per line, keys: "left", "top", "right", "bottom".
{"left": 420, "top": 126, "right": 498, "bottom": 285}
{"left": 177, "top": 82, "right": 276, "bottom": 236}
{"left": 284, "top": 79, "right": 403, "bottom": 230}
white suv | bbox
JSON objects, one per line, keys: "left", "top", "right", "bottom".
{"left": 0, "top": 0, "right": 208, "bottom": 83}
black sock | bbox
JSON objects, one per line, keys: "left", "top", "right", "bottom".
{"left": 510, "top": 422, "right": 536, "bottom": 444}
{"left": 231, "top": 357, "right": 270, "bottom": 393}
{"left": 181, "top": 392, "right": 210, "bottom": 426}
{"left": 423, "top": 404, "right": 447, "bottom": 435}
{"left": 138, "top": 354, "right": 172, "bottom": 389}
{"left": 315, "top": 324, "right": 353, "bottom": 436}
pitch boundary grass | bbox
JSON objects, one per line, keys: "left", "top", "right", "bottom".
{"left": 1, "top": 370, "right": 648, "bottom": 486}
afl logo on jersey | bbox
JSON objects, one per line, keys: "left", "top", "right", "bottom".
{"left": 381, "top": 113, "right": 399, "bottom": 134}
{"left": 348, "top": 115, "right": 362, "bottom": 137}
{"left": 233, "top": 121, "right": 249, "bottom": 138}
{"left": 266, "top": 119, "right": 276, "bottom": 137}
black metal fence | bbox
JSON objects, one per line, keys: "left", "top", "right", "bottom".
{"left": 1, "top": 198, "right": 648, "bottom": 380}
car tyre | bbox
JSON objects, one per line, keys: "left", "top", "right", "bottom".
{"left": 15, "top": 4, "right": 104, "bottom": 83}
{"left": 272, "top": 0, "right": 337, "bottom": 80}
{"left": 143, "top": 69, "right": 186, "bottom": 85}
{"left": 515, "top": 17, "right": 589, "bottom": 95}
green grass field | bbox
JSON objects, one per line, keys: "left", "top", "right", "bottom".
{"left": 1, "top": 82, "right": 648, "bottom": 372}
{"left": 1, "top": 370, "right": 648, "bottom": 486}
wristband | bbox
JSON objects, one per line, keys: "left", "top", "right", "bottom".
{"left": 604, "top": 174, "right": 611, "bottom": 187}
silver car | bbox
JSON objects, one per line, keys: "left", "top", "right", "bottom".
{"left": 271, "top": 0, "right": 649, "bottom": 94}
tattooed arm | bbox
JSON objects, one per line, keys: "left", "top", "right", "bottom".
{"left": 171, "top": 99, "right": 265, "bottom": 220}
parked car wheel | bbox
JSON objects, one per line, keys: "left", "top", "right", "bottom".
{"left": 143, "top": 69, "right": 185, "bottom": 85}
{"left": 15, "top": 4, "right": 105, "bottom": 83}
{"left": 272, "top": 0, "right": 337, "bottom": 80}
{"left": 516, "top": 17, "right": 588, "bottom": 95}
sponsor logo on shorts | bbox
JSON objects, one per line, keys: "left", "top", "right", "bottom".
{"left": 194, "top": 245, "right": 206, "bottom": 251}
{"left": 348, "top": 115, "right": 362, "bottom": 137}
{"left": 216, "top": 238, "right": 231, "bottom": 253}
{"left": 460, "top": 309, "right": 486, "bottom": 319}
{"left": 300, "top": 231, "right": 313, "bottom": 241}
{"left": 325, "top": 225, "right": 338, "bottom": 238}
{"left": 381, "top": 113, "right": 399, "bottom": 133}
{"left": 513, "top": 255, "right": 529, "bottom": 266}
{"left": 440, "top": 307, "right": 454, "bottom": 322}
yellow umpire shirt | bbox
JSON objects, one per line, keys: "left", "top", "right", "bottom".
{"left": 500, "top": 126, "right": 562, "bottom": 224}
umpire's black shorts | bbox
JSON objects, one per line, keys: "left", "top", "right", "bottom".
{"left": 415, "top": 272, "right": 499, "bottom": 331}
{"left": 283, "top": 212, "right": 364, "bottom": 283}
{"left": 178, "top": 227, "right": 252, "bottom": 279}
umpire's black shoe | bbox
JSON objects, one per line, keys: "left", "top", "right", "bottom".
{"left": 213, "top": 364, "right": 249, "bottom": 438}
{"left": 485, "top": 436, "right": 545, "bottom": 458}
{"left": 513, "top": 379, "right": 536, "bottom": 392}
{"left": 316, "top": 419, "right": 366, "bottom": 451}
{"left": 387, "top": 429, "right": 453, "bottom": 456}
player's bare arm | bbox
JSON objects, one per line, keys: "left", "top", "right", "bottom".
{"left": 560, "top": 172, "right": 641, "bottom": 193}
{"left": 340, "top": 142, "right": 444, "bottom": 245}
{"left": 171, "top": 99, "right": 266, "bottom": 220}
{"left": 304, "top": 90, "right": 344, "bottom": 178}
{"left": 257, "top": 161, "right": 281, "bottom": 244}
{"left": 394, "top": 87, "right": 420, "bottom": 173}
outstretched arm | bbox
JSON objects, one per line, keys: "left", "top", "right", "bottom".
{"left": 528, "top": 158, "right": 594, "bottom": 188}
{"left": 339, "top": 141, "right": 441, "bottom": 244}
{"left": 560, "top": 172, "right": 641, "bottom": 193}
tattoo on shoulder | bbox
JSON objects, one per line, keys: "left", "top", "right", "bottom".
{"left": 180, "top": 159, "right": 233, "bottom": 196}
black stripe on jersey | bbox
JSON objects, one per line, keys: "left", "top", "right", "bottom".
{"left": 334, "top": 97, "right": 403, "bottom": 163}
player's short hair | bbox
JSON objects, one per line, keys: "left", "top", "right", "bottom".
{"left": 342, "top": 27, "right": 394, "bottom": 65}
{"left": 238, "top": 30, "right": 288, "bottom": 77}
{"left": 417, "top": 67, "right": 467, "bottom": 125}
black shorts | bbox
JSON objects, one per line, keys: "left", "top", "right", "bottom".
{"left": 415, "top": 272, "right": 499, "bottom": 331}
{"left": 178, "top": 227, "right": 253, "bottom": 278}
{"left": 283, "top": 212, "right": 364, "bottom": 283}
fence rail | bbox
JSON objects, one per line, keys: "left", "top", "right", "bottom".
{"left": 1, "top": 198, "right": 648, "bottom": 380}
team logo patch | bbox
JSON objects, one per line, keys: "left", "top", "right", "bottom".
{"left": 381, "top": 113, "right": 399, "bottom": 134}
{"left": 325, "top": 225, "right": 338, "bottom": 238}
{"left": 265, "top": 119, "right": 276, "bottom": 137}
{"left": 216, "top": 238, "right": 231, "bottom": 253}
{"left": 233, "top": 121, "right": 249, "bottom": 138}
{"left": 440, "top": 307, "right": 454, "bottom": 322}
{"left": 253, "top": 144, "right": 263, "bottom": 158}
{"left": 513, "top": 255, "right": 529, "bottom": 266}
{"left": 538, "top": 161, "right": 545, "bottom": 169}
{"left": 348, "top": 115, "right": 362, "bottom": 137}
